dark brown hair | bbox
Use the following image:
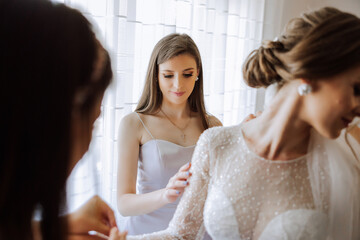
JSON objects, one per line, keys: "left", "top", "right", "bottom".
{"left": 135, "top": 33, "right": 209, "bottom": 129}
{"left": 243, "top": 7, "right": 360, "bottom": 88}
{"left": 0, "top": 1, "right": 112, "bottom": 240}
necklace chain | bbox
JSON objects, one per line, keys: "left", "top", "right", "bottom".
{"left": 160, "top": 108, "right": 191, "bottom": 142}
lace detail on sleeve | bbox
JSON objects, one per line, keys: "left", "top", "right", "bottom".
{"left": 127, "top": 129, "right": 213, "bottom": 240}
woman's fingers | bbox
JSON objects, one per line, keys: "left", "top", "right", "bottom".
{"left": 100, "top": 203, "right": 117, "bottom": 228}
{"left": 164, "top": 188, "right": 184, "bottom": 203}
{"left": 175, "top": 171, "right": 191, "bottom": 180}
{"left": 94, "top": 222, "right": 112, "bottom": 236}
{"left": 167, "top": 172, "right": 191, "bottom": 188}
{"left": 242, "top": 114, "right": 256, "bottom": 123}
{"left": 255, "top": 111, "right": 262, "bottom": 117}
{"left": 167, "top": 163, "right": 192, "bottom": 187}
{"left": 174, "top": 180, "right": 189, "bottom": 188}
{"left": 175, "top": 163, "right": 192, "bottom": 180}
{"left": 165, "top": 180, "right": 189, "bottom": 196}
{"left": 179, "top": 162, "right": 191, "bottom": 171}
{"left": 164, "top": 162, "right": 192, "bottom": 202}
{"left": 109, "top": 228, "right": 127, "bottom": 240}
{"left": 67, "top": 235, "right": 103, "bottom": 240}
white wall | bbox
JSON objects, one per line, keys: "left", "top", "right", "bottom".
{"left": 279, "top": 0, "right": 360, "bottom": 35}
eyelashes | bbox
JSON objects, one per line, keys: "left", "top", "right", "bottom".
{"left": 163, "top": 73, "right": 194, "bottom": 79}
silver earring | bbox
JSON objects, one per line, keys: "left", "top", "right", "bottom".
{"left": 196, "top": 77, "right": 199, "bottom": 81}
{"left": 297, "top": 83, "right": 312, "bottom": 96}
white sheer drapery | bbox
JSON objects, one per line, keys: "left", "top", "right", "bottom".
{"left": 53, "top": 0, "right": 283, "bottom": 216}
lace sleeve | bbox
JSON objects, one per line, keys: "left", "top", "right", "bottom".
{"left": 127, "top": 130, "right": 213, "bottom": 240}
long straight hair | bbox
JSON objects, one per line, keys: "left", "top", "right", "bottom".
{"left": 0, "top": 1, "right": 112, "bottom": 240}
{"left": 135, "top": 33, "right": 209, "bottom": 130}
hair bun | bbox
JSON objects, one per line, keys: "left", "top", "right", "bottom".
{"left": 243, "top": 7, "right": 360, "bottom": 90}
{"left": 242, "top": 41, "right": 285, "bottom": 88}
{"left": 262, "top": 40, "right": 285, "bottom": 51}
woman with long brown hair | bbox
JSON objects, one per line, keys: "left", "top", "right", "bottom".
{"left": 116, "top": 33, "right": 221, "bottom": 236}
{"left": 0, "top": 1, "right": 126, "bottom": 239}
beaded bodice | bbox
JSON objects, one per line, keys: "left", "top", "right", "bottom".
{"left": 127, "top": 124, "right": 329, "bottom": 240}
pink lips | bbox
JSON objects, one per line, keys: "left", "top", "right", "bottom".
{"left": 173, "top": 91, "right": 185, "bottom": 97}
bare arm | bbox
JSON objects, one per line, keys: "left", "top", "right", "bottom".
{"left": 116, "top": 113, "right": 191, "bottom": 216}
{"left": 127, "top": 129, "right": 214, "bottom": 239}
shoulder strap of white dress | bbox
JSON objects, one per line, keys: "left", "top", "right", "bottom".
{"left": 135, "top": 112, "right": 155, "bottom": 139}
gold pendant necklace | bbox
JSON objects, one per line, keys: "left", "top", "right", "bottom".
{"left": 160, "top": 108, "right": 191, "bottom": 142}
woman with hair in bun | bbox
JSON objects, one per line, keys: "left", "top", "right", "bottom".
{"left": 124, "top": 7, "right": 360, "bottom": 240}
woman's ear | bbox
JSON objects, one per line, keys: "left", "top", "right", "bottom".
{"left": 302, "top": 78, "right": 319, "bottom": 93}
{"left": 300, "top": 78, "right": 311, "bottom": 85}
{"left": 298, "top": 78, "right": 313, "bottom": 96}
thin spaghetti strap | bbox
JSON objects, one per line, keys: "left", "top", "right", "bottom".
{"left": 135, "top": 112, "right": 155, "bottom": 139}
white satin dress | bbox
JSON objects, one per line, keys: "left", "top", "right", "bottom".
{"left": 122, "top": 113, "right": 195, "bottom": 235}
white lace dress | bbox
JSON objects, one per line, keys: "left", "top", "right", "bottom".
{"left": 127, "top": 124, "right": 360, "bottom": 240}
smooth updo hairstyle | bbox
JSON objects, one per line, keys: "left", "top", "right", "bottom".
{"left": 243, "top": 7, "right": 360, "bottom": 88}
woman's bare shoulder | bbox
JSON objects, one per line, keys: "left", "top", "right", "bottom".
{"left": 119, "top": 112, "right": 146, "bottom": 133}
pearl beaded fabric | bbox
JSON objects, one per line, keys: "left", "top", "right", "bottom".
{"left": 127, "top": 124, "right": 359, "bottom": 240}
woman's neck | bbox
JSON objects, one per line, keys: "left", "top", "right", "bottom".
{"left": 160, "top": 100, "right": 191, "bottom": 119}
{"left": 243, "top": 81, "right": 312, "bottom": 160}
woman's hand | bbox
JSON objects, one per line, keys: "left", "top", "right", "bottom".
{"left": 109, "top": 227, "right": 127, "bottom": 240}
{"left": 67, "top": 228, "right": 127, "bottom": 240}
{"left": 162, "top": 162, "right": 192, "bottom": 203}
{"left": 241, "top": 111, "right": 262, "bottom": 123}
{"left": 67, "top": 195, "right": 117, "bottom": 237}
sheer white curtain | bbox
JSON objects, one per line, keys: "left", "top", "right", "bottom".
{"left": 54, "top": 0, "right": 283, "bottom": 217}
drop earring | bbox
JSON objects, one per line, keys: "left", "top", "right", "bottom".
{"left": 297, "top": 83, "right": 312, "bottom": 96}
